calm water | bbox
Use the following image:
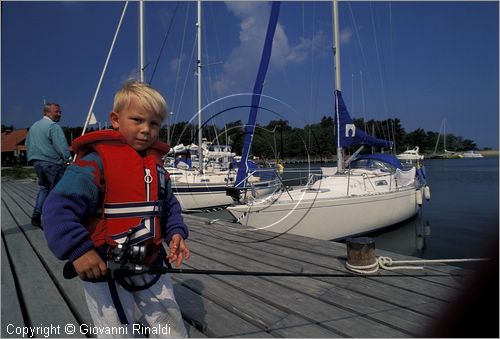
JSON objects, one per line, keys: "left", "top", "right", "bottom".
{"left": 380, "top": 157, "right": 499, "bottom": 260}
{"left": 197, "top": 157, "right": 499, "bottom": 261}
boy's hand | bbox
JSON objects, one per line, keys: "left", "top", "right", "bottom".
{"left": 167, "top": 234, "right": 190, "bottom": 267}
{"left": 72, "top": 249, "right": 107, "bottom": 280}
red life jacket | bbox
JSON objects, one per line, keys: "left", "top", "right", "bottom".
{"left": 72, "top": 130, "right": 170, "bottom": 262}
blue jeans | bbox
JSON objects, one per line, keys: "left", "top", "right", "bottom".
{"left": 33, "top": 160, "right": 65, "bottom": 218}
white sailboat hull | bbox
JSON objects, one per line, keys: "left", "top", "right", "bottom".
{"left": 174, "top": 181, "right": 279, "bottom": 211}
{"left": 173, "top": 183, "right": 233, "bottom": 210}
{"left": 168, "top": 167, "right": 279, "bottom": 210}
{"left": 461, "top": 151, "right": 484, "bottom": 158}
{"left": 227, "top": 174, "right": 420, "bottom": 240}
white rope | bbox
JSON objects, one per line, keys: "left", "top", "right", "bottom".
{"left": 345, "top": 260, "right": 380, "bottom": 274}
{"left": 346, "top": 256, "right": 489, "bottom": 274}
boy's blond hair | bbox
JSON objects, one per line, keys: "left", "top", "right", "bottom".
{"left": 113, "top": 81, "right": 168, "bottom": 121}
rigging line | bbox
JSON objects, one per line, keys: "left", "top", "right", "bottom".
{"left": 170, "top": 34, "right": 197, "bottom": 146}
{"left": 347, "top": 3, "right": 369, "bottom": 74}
{"left": 369, "top": 2, "right": 391, "bottom": 142}
{"left": 81, "top": 1, "right": 129, "bottom": 141}
{"left": 301, "top": 1, "right": 307, "bottom": 136}
{"left": 360, "top": 70, "right": 366, "bottom": 126}
{"left": 173, "top": 31, "right": 198, "bottom": 134}
{"left": 386, "top": 2, "right": 396, "bottom": 148}
{"left": 203, "top": 6, "right": 224, "bottom": 125}
{"left": 205, "top": 4, "right": 224, "bottom": 119}
{"left": 171, "top": 2, "right": 191, "bottom": 121}
{"left": 388, "top": 2, "right": 396, "bottom": 123}
{"left": 149, "top": 2, "right": 180, "bottom": 85}
{"left": 307, "top": 3, "right": 316, "bottom": 152}
{"left": 347, "top": 2, "right": 375, "bottom": 138}
{"left": 351, "top": 73, "right": 355, "bottom": 117}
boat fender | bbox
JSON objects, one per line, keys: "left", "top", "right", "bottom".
{"left": 425, "top": 224, "right": 431, "bottom": 236}
{"left": 424, "top": 185, "right": 431, "bottom": 201}
{"left": 416, "top": 189, "right": 423, "bottom": 206}
{"left": 416, "top": 235, "right": 424, "bottom": 251}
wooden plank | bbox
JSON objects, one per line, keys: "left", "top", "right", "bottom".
{"left": 1, "top": 200, "right": 81, "bottom": 337}
{"left": 173, "top": 283, "right": 271, "bottom": 337}
{"left": 173, "top": 271, "right": 346, "bottom": 337}
{"left": 181, "top": 226, "right": 458, "bottom": 334}
{"left": 190, "top": 216, "right": 466, "bottom": 291}
{"left": 1, "top": 180, "right": 36, "bottom": 217}
{"left": 173, "top": 273, "right": 289, "bottom": 328}
{"left": 192, "top": 213, "right": 465, "bottom": 279}
{"left": 178, "top": 246, "right": 411, "bottom": 337}
{"left": 186, "top": 225, "right": 455, "bottom": 316}
{"left": 267, "top": 314, "right": 343, "bottom": 338}
{"left": 1, "top": 236, "right": 26, "bottom": 337}
{"left": 1, "top": 183, "right": 94, "bottom": 326}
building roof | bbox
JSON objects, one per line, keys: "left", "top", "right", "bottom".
{"left": 1, "top": 128, "right": 28, "bottom": 153}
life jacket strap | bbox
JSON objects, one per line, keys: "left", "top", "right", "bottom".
{"left": 103, "top": 201, "right": 163, "bottom": 218}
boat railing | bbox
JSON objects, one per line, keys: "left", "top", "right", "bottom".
{"left": 345, "top": 170, "right": 397, "bottom": 195}
{"left": 304, "top": 173, "right": 323, "bottom": 190}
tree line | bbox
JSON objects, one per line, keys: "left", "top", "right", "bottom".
{"left": 2, "top": 117, "right": 481, "bottom": 161}
{"left": 155, "top": 117, "right": 480, "bottom": 160}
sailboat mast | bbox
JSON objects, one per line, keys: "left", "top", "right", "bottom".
{"left": 443, "top": 118, "right": 447, "bottom": 152}
{"left": 333, "top": 0, "right": 343, "bottom": 171}
{"left": 197, "top": 0, "right": 204, "bottom": 174}
{"left": 139, "top": 0, "right": 145, "bottom": 82}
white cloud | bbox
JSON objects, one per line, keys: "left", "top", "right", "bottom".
{"left": 213, "top": 2, "right": 326, "bottom": 97}
{"left": 169, "top": 53, "right": 186, "bottom": 73}
{"left": 340, "top": 27, "right": 353, "bottom": 44}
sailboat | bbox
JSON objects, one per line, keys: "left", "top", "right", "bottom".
{"left": 166, "top": 0, "right": 280, "bottom": 211}
{"left": 430, "top": 119, "right": 463, "bottom": 159}
{"left": 460, "top": 150, "right": 483, "bottom": 158}
{"left": 226, "top": 0, "right": 428, "bottom": 241}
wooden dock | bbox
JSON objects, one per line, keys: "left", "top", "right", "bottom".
{"left": 0, "top": 177, "right": 481, "bottom": 337}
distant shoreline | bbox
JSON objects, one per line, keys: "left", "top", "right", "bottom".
{"left": 278, "top": 149, "right": 499, "bottom": 164}
{"left": 478, "top": 150, "right": 499, "bottom": 157}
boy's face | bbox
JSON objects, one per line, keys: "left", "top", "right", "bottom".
{"left": 110, "top": 94, "right": 161, "bottom": 151}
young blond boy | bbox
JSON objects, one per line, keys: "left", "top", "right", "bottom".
{"left": 43, "top": 81, "right": 189, "bottom": 337}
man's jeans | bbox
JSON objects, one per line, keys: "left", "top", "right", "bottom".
{"left": 33, "top": 160, "right": 65, "bottom": 218}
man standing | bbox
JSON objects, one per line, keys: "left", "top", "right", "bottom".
{"left": 26, "top": 103, "right": 71, "bottom": 227}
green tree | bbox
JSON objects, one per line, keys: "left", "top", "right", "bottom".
{"left": 1, "top": 124, "right": 15, "bottom": 132}
{"left": 404, "top": 128, "right": 428, "bottom": 152}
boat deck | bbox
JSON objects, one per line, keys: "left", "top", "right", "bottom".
{"left": 0, "top": 178, "right": 482, "bottom": 337}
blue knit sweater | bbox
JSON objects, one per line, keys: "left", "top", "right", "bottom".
{"left": 42, "top": 152, "right": 188, "bottom": 262}
{"left": 26, "top": 116, "right": 71, "bottom": 164}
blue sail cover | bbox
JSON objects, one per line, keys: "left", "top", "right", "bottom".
{"left": 336, "top": 90, "right": 393, "bottom": 149}
{"left": 354, "top": 153, "right": 403, "bottom": 169}
{"left": 235, "top": 2, "right": 280, "bottom": 189}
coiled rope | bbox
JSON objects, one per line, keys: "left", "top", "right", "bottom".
{"left": 345, "top": 256, "right": 489, "bottom": 274}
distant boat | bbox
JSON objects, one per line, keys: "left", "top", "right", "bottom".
{"left": 226, "top": 0, "right": 428, "bottom": 241}
{"left": 165, "top": 142, "right": 278, "bottom": 211}
{"left": 461, "top": 150, "right": 484, "bottom": 158}
{"left": 430, "top": 119, "right": 462, "bottom": 159}
{"left": 397, "top": 146, "right": 424, "bottom": 161}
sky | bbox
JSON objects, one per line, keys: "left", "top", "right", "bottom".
{"left": 2, "top": 1, "right": 499, "bottom": 149}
